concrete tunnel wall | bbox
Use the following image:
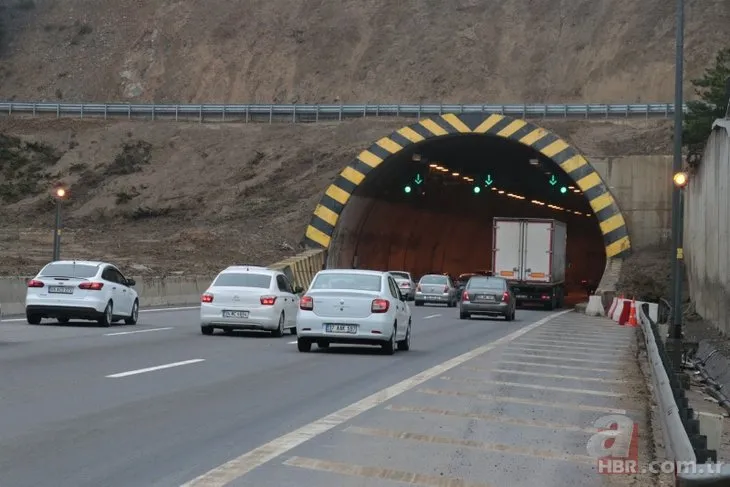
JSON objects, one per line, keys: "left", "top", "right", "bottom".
{"left": 303, "top": 113, "right": 644, "bottom": 292}
{"left": 685, "top": 120, "right": 730, "bottom": 335}
{"left": 330, "top": 194, "right": 606, "bottom": 291}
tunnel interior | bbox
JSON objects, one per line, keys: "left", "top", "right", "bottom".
{"left": 329, "top": 134, "right": 607, "bottom": 294}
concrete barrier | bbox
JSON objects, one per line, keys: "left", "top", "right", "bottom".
{"left": 0, "top": 248, "right": 328, "bottom": 319}
{"left": 585, "top": 295, "right": 605, "bottom": 316}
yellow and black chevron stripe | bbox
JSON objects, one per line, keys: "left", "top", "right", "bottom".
{"left": 305, "top": 113, "right": 631, "bottom": 259}
{"left": 269, "top": 249, "right": 327, "bottom": 291}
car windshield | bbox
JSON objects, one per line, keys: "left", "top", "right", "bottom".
{"left": 467, "top": 277, "right": 505, "bottom": 290}
{"left": 213, "top": 273, "right": 271, "bottom": 288}
{"left": 310, "top": 273, "right": 382, "bottom": 292}
{"left": 389, "top": 271, "right": 410, "bottom": 280}
{"left": 420, "top": 275, "right": 448, "bottom": 285}
{"left": 38, "top": 263, "right": 98, "bottom": 278}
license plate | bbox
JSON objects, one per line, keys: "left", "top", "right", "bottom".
{"left": 223, "top": 310, "right": 249, "bottom": 319}
{"left": 477, "top": 295, "right": 494, "bottom": 300}
{"left": 325, "top": 324, "right": 357, "bottom": 334}
{"left": 517, "top": 294, "right": 528, "bottom": 299}
{"left": 48, "top": 286, "right": 73, "bottom": 294}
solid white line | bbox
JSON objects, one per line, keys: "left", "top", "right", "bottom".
{"left": 423, "top": 314, "right": 441, "bottom": 319}
{"left": 105, "top": 327, "right": 173, "bottom": 336}
{"left": 179, "top": 309, "right": 572, "bottom": 487}
{"left": 106, "top": 359, "right": 205, "bottom": 378}
{"left": 1, "top": 305, "right": 200, "bottom": 323}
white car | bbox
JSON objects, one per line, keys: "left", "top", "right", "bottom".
{"left": 200, "top": 265, "right": 303, "bottom": 337}
{"left": 296, "top": 269, "right": 412, "bottom": 354}
{"left": 388, "top": 271, "right": 416, "bottom": 301}
{"left": 25, "top": 260, "right": 139, "bottom": 326}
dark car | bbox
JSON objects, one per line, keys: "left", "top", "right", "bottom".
{"left": 459, "top": 276, "right": 516, "bottom": 321}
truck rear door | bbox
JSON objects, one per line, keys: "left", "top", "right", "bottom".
{"left": 493, "top": 219, "right": 522, "bottom": 281}
{"left": 523, "top": 221, "right": 552, "bottom": 283}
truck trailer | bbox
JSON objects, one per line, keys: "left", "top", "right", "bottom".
{"left": 492, "top": 217, "right": 567, "bottom": 310}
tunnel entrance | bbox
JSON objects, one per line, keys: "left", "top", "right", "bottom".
{"left": 304, "top": 113, "right": 631, "bottom": 296}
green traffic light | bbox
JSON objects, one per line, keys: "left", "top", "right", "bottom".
{"left": 404, "top": 185, "right": 412, "bottom": 193}
{"left": 473, "top": 186, "right": 481, "bottom": 194}
{"left": 560, "top": 186, "right": 567, "bottom": 194}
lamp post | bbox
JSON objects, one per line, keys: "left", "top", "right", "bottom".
{"left": 666, "top": 0, "right": 685, "bottom": 371}
{"left": 52, "top": 186, "right": 68, "bottom": 261}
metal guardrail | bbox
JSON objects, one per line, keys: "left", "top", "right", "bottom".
{"left": 0, "top": 101, "right": 686, "bottom": 123}
{"left": 637, "top": 303, "right": 730, "bottom": 485}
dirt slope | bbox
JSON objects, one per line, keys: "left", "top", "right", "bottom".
{"left": 1, "top": 0, "right": 729, "bottom": 104}
{"left": 0, "top": 118, "right": 670, "bottom": 276}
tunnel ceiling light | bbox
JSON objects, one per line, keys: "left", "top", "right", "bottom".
{"left": 531, "top": 200, "right": 544, "bottom": 205}
{"left": 568, "top": 185, "right": 575, "bottom": 189}
{"left": 529, "top": 158, "right": 539, "bottom": 165}
{"left": 491, "top": 187, "right": 498, "bottom": 191}
{"left": 573, "top": 189, "right": 580, "bottom": 193}
{"left": 429, "top": 163, "right": 437, "bottom": 168}
{"left": 452, "top": 172, "right": 460, "bottom": 176}
{"left": 498, "top": 190, "right": 505, "bottom": 194}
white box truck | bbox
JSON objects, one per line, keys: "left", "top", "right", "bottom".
{"left": 492, "top": 217, "right": 567, "bottom": 310}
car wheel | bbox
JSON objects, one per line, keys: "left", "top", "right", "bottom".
{"left": 297, "top": 338, "right": 312, "bottom": 352}
{"left": 459, "top": 311, "right": 470, "bottom": 320}
{"left": 201, "top": 325, "right": 214, "bottom": 335}
{"left": 125, "top": 300, "right": 139, "bottom": 325}
{"left": 26, "top": 313, "right": 41, "bottom": 325}
{"left": 397, "top": 321, "right": 411, "bottom": 351}
{"left": 382, "top": 325, "right": 396, "bottom": 355}
{"left": 272, "top": 313, "right": 285, "bottom": 337}
{"left": 57, "top": 317, "right": 70, "bottom": 324}
{"left": 505, "top": 311, "right": 513, "bottom": 321}
{"left": 98, "top": 301, "right": 113, "bottom": 327}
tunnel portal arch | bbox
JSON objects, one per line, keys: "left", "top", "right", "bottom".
{"left": 304, "top": 113, "right": 631, "bottom": 260}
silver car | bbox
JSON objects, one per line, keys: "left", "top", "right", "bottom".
{"left": 415, "top": 274, "right": 458, "bottom": 307}
{"left": 388, "top": 271, "right": 416, "bottom": 301}
{"left": 296, "top": 269, "right": 413, "bottom": 354}
{"left": 459, "top": 276, "right": 516, "bottom": 321}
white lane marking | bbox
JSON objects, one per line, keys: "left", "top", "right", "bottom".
{"left": 106, "top": 359, "right": 205, "bottom": 378}
{"left": 105, "top": 327, "right": 173, "bottom": 336}
{"left": 1, "top": 305, "right": 200, "bottom": 323}
{"left": 439, "top": 377, "right": 625, "bottom": 397}
{"left": 423, "top": 314, "right": 441, "bottom": 319}
{"left": 491, "top": 369, "right": 628, "bottom": 383}
{"left": 180, "top": 309, "right": 573, "bottom": 487}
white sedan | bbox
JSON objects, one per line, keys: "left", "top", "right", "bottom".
{"left": 200, "top": 265, "right": 303, "bottom": 337}
{"left": 25, "top": 260, "right": 139, "bottom": 326}
{"left": 296, "top": 269, "right": 412, "bottom": 354}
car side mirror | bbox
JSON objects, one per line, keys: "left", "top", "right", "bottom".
{"left": 294, "top": 285, "right": 304, "bottom": 294}
{"left": 399, "top": 293, "right": 407, "bottom": 302}
{"left": 126, "top": 278, "right": 136, "bottom": 286}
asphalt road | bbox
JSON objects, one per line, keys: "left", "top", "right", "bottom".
{"left": 0, "top": 303, "right": 651, "bottom": 487}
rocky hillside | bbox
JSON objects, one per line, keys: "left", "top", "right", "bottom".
{"left": 0, "top": 0, "right": 728, "bottom": 104}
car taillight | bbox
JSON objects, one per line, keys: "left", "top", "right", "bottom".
{"left": 462, "top": 291, "right": 470, "bottom": 301}
{"left": 201, "top": 293, "right": 214, "bottom": 303}
{"left": 79, "top": 282, "right": 104, "bottom": 290}
{"left": 371, "top": 298, "right": 389, "bottom": 313}
{"left": 27, "top": 279, "right": 44, "bottom": 288}
{"left": 443, "top": 286, "right": 449, "bottom": 293}
{"left": 400, "top": 282, "right": 409, "bottom": 287}
{"left": 300, "top": 295, "right": 313, "bottom": 310}
{"left": 502, "top": 291, "right": 510, "bottom": 302}
{"left": 260, "top": 296, "right": 277, "bottom": 305}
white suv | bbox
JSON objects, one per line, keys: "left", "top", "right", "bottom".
{"left": 25, "top": 260, "right": 140, "bottom": 327}
{"left": 200, "top": 265, "right": 303, "bottom": 337}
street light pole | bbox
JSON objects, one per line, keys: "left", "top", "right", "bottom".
{"left": 667, "top": 0, "right": 685, "bottom": 370}
{"left": 53, "top": 197, "right": 61, "bottom": 261}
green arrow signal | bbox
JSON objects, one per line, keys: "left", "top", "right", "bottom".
{"left": 549, "top": 174, "right": 557, "bottom": 186}
{"left": 414, "top": 173, "right": 424, "bottom": 185}
{"left": 484, "top": 174, "right": 493, "bottom": 186}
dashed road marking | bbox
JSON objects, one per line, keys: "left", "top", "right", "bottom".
{"left": 384, "top": 404, "right": 600, "bottom": 433}
{"left": 344, "top": 426, "right": 595, "bottom": 464}
{"left": 283, "top": 456, "right": 495, "bottom": 487}
{"left": 527, "top": 333, "right": 629, "bottom": 343}
{"left": 105, "top": 327, "right": 173, "bottom": 336}
{"left": 506, "top": 345, "right": 615, "bottom": 356}
{"left": 439, "top": 376, "right": 624, "bottom": 397}
{"left": 490, "top": 368, "right": 629, "bottom": 383}
{"left": 423, "top": 314, "right": 441, "bottom": 319}
{"left": 416, "top": 387, "right": 630, "bottom": 414}
{"left": 511, "top": 342, "right": 624, "bottom": 353}
{"left": 179, "top": 309, "right": 572, "bottom": 486}
{"left": 519, "top": 336, "right": 628, "bottom": 346}
{"left": 106, "top": 359, "right": 205, "bottom": 378}
{"left": 501, "top": 352, "right": 621, "bottom": 364}
{"left": 497, "top": 360, "right": 619, "bottom": 373}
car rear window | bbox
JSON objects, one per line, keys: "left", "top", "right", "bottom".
{"left": 420, "top": 275, "right": 447, "bottom": 285}
{"left": 389, "top": 272, "right": 410, "bottom": 279}
{"left": 213, "top": 273, "right": 271, "bottom": 288}
{"left": 467, "top": 277, "right": 505, "bottom": 290}
{"left": 39, "top": 263, "right": 98, "bottom": 278}
{"left": 310, "top": 273, "right": 382, "bottom": 291}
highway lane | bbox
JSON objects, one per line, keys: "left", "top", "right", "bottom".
{"left": 0, "top": 303, "right": 552, "bottom": 487}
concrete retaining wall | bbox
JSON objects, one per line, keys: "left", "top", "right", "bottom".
{"left": 685, "top": 119, "right": 730, "bottom": 335}
{"left": 0, "top": 249, "right": 327, "bottom": 318}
